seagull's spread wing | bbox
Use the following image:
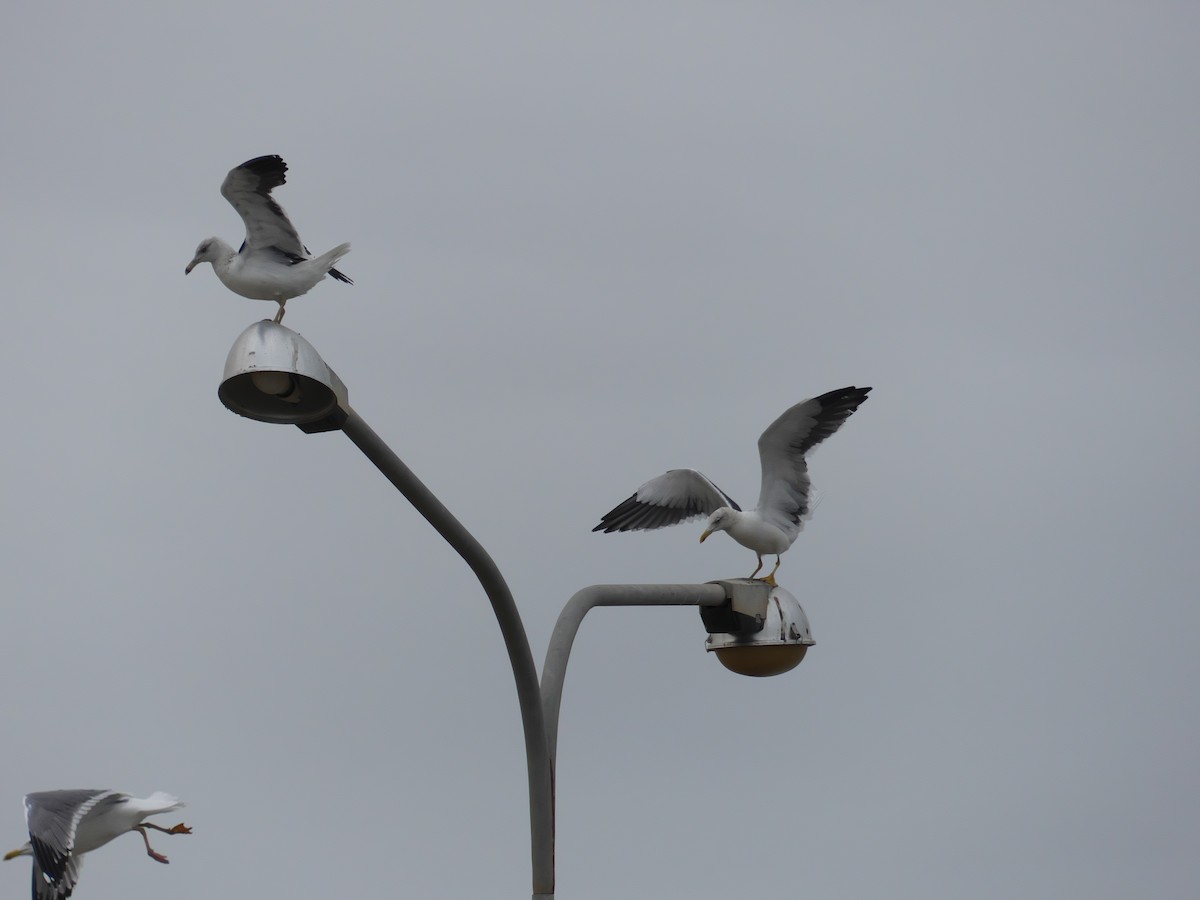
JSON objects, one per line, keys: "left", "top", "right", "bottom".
{"left": 24, "top": 791, "right": 117, "bottom": 900}
{"left": 30, "top": 852, "right": 81, "bottom": 900}
{"left": 593, "top": 469, "right": 741, "bottom": 533}
{"left": 220, "top": 156, "right": 306, "bottom": 258}
{"left": 755, "top": 386, "right": 871, "bottom": 534}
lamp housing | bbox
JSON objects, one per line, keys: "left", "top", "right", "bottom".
{"left": 218, "top": 320, "right": 349, "bottom": 432}
{"left": 703, "top": 579, "right": 814, "bottom": 677}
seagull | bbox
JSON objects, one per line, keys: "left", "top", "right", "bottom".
{"left": 186, "top": 154, "right": 352, "bottom": 323}
{"left": 593, "top": 386, "right": 871, "bottom": 584}
{"left": 4, "top": 790, "right": 191, "bottom": 900}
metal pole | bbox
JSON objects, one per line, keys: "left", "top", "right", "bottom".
{"left": 540, "top": 584, "right": 728, "bottom": 767}
{"left": 340, "top": 407, "right": 555, "bottom": 899}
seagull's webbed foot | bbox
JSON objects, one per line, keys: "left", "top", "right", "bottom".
{"left": 136, "top": 826, "right": 171, "bottom": 864}
{"left": 747, "top": 555, "right": 764, "bottom": 580}
{"left": 759, "top": 556, "right": 782, "bottom": 587}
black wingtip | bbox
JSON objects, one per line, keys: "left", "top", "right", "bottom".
{"left": 817, "top": 385, "right": 872, "bottom": 410}
{"left": 237, "top": 155, "right": 288, "bottom": 189}
{"left": 329, "top": 267, "right": 353, "bottom": 285}
{"left": 239, "top": 154, "right": 286, "bottom": 172}
{"left": 593, "top": 493, "right": 663, "bottom": 533}
{"left": 788, "top": 386, "right": 874, "bottom": 456}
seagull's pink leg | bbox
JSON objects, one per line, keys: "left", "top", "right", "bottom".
{"left": 136, "top": 826, "right": 171, "bottom": 864}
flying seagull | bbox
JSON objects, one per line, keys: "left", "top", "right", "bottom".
{"left": 593, "top": 386, "right": 871, "bottom": 584}
{"left": 186, "top": 154, "right": 352, "bottom": 323}
{"left": 4, "top": 790, "right": 191, "bottom": 900}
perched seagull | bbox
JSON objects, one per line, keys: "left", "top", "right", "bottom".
{"left": 593, "top": 386, "right": 872, "bottom": 584}
{"left": 4, "top": 790, "right": 191, "bottom": 900}
{"left": 186, "top": 154, "right": 352, "bottom": 323}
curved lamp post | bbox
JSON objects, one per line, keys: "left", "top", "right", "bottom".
{"left": 218, "top": 321, "right": 816, "bottom": 899}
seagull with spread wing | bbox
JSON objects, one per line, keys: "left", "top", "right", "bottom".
{"left": 593, "top": 386, "right": 872, "bottom": 584}
{"left": 186, "top": 154, "right": 352, "bottom": 323}
{"left": 4, "top": 790, "right": 191, "bottom": 900}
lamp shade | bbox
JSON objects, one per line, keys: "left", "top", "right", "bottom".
{"left": 218, "top": 321, "right": 348, "bottom": 429}
{"left": 705, "top": 582, "right": 815, "bottom": 677}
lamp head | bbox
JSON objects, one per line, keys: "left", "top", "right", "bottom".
{"left": 702, "top": 579, "right": 814, "bottom": 677}
{"left": 218, "top": 321, "right": 349, "bottom": 432}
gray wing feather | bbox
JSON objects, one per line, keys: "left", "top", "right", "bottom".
{"left": 220, "top": 155, "right": 307, "bottom": 257}
{"left": 30, "top": 855, "right": 81, "bottom": 900}
{"left": 593, "top": 469, "right": 740, "bottom": 533}
{"left": 755, "top": 386, "right": 871, "bottom": 534}
{"left": 24, "top": 791, "right": 118, "bottom": 900}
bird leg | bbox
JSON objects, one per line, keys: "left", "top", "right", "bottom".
{"left": 747, "top": 555, "right": 764, "bottom": 580}
{"left": 136, "top": 822, "right": 190, "bottom": 864}
{"left": 273, "top": 302, "right": 286, "bottom": 324}
{"left": 136, "top": 826, "right": 171, "bottom": 864}
{"left": 142, "top": 822, "right": 193, "bottom": 835}
{"left": 761, "top": 556, "right": 782, "bottom": 587}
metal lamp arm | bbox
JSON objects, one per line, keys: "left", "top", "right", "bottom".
{"left": 540, "top": 584, "right": 729, "bottom": 766}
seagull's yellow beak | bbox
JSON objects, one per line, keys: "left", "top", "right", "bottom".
{"left": 4, "top": 846, "right": 28, "bottom": 861}
{"left": 699, "top": 528, "right": 713, "bottom": 543}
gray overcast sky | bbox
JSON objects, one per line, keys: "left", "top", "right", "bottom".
{"left": 2, "top": 2, "right": 1197, "bottom": 898}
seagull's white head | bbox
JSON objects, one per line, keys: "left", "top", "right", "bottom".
{"left": 699, "top": 507, "right": 738, "bottom": 543}
{"left": 3, "top": 842, "right": 31, "bottom": 861}
{"left": 185, "top": 237, "right": 224, "bottom": 274}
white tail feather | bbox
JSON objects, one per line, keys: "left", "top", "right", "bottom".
{"left": 141, "top": 791, "right": 185, "bottom": 814}
{"left": 316, "top": 242, "right": 351, "bottom": 271}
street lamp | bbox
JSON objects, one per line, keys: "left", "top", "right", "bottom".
{"left": 218, "top": 320, "right": 816, "bottom": 899}
{"left": 702, "top": 579, "right": 815, "bottom": 677}
{"left": 218, "top": 321, "right": 348, "bottom": 431}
